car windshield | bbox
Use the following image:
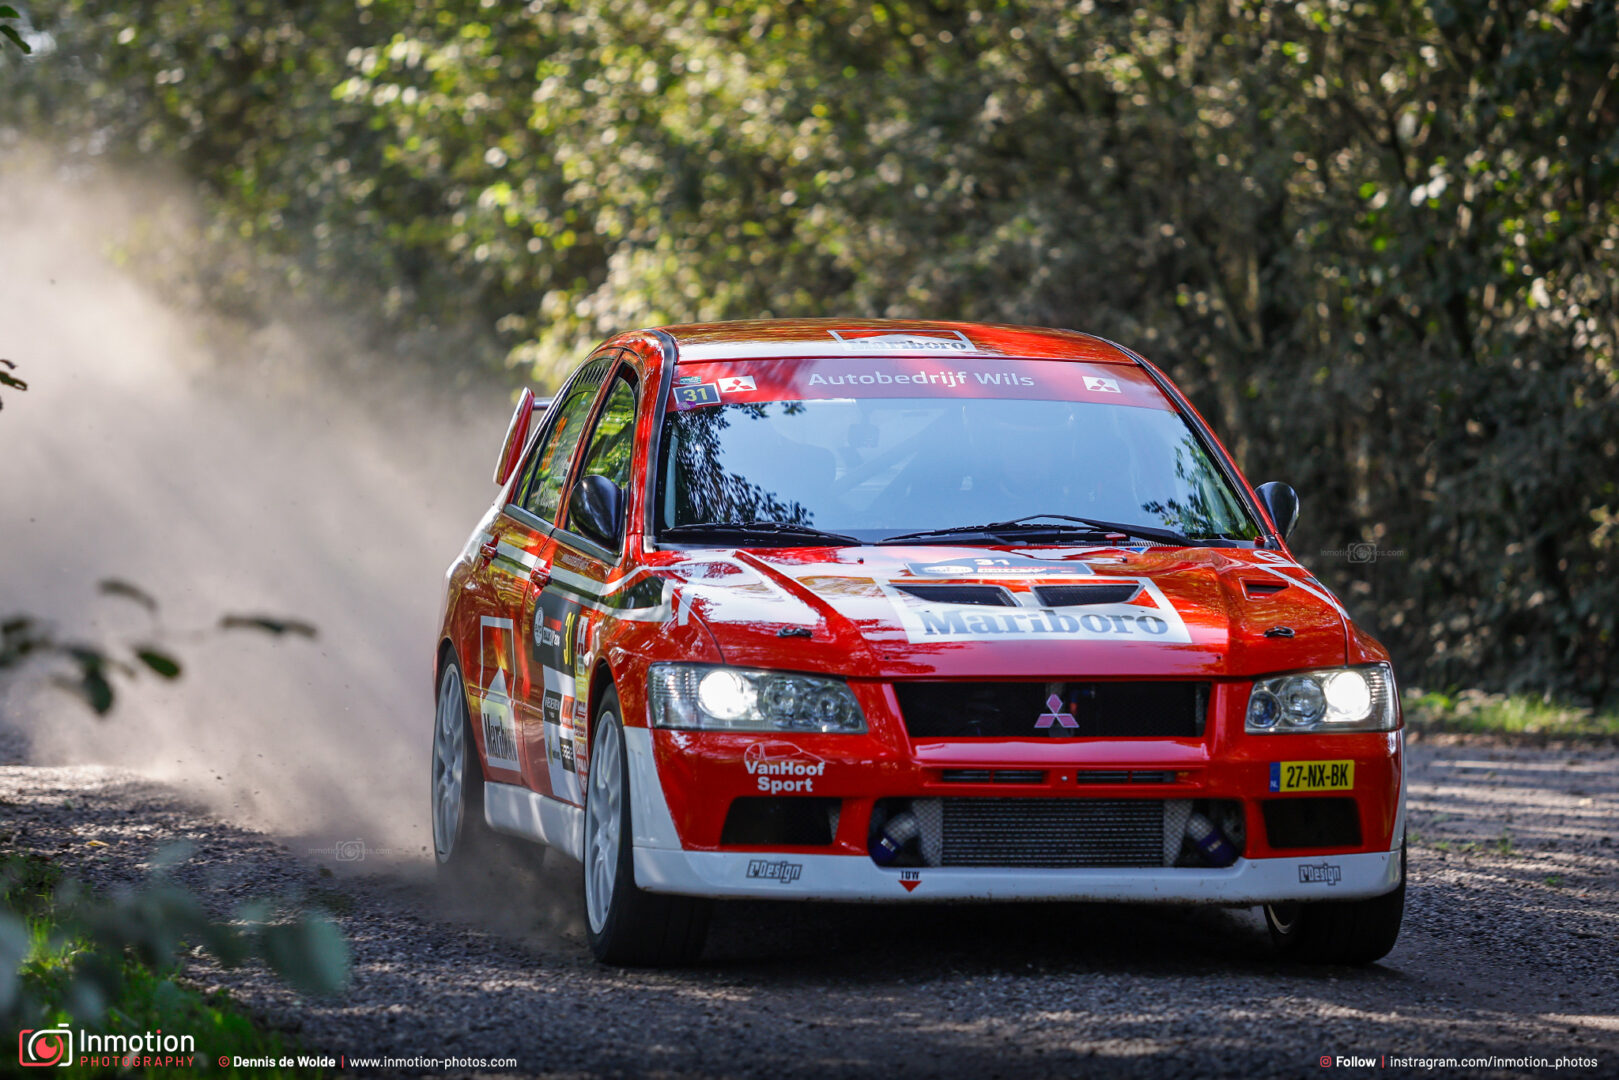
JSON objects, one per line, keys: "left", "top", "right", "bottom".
{"left": 653, "top": 358, "right": 1259, "bottom": 545}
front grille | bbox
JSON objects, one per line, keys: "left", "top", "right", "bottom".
{"left": 937, "top": 768, "right": 1048, "bottom": 784}
{"left": 895, "top": 681, "right": 1210, "bottom": 739}
{"left": 992, "top": 769, "right": 1046, "bottom": 784}
{"left": 1072, "top": 770, "right": 1131, "bottom": 784}
{"left": 903, "top": 798, "right": 1191, "bottom": 868}
{"left": 1073, "top": 769, "right": 1177, "bottom": 784}
{"left": 939, "top": 769, "right": 992, "bottom": 784}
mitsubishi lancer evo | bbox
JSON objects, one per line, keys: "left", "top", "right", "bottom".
{"left": 429, "top": 320, "right": 1405, "bottom": 967}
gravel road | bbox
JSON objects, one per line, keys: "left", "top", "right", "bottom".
{"left": 2, "top": 734, "right": 1615, "bottom": 1079}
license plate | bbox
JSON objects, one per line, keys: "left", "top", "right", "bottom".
{"left": 1270, "top": 760, "right": 1354, "bottom": 793}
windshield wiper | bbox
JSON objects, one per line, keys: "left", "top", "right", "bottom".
{"left": 660, "top": 521, "right": 862, "bottom": 547}
{"left": 879, "top": 514, "right": 1200, "bottom": 547}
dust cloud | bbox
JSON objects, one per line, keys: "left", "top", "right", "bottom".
{"left": 0, "top": 155, "right": 515, "bottom": 865}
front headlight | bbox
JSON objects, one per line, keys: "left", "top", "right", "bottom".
{"left": 1246, "top": 663, "right": 1397, "bottom": 733}
{"left": 648, "top": 664, "right": 867, "bottom": 733}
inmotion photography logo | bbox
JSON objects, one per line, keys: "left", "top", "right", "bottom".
{"left": 1320, "top": 541, "right": 1406, "bottom": 564}
{"left": 17, "top": 1026, "right": 196, "bottom": 1069}
{"left": 307, "top": 839, "right": 406, "bottom": 862}
{"left": 18, "top": 1028, "right": 71, "bottom": 1067}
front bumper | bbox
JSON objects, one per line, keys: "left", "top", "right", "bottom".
{"left": 633, "top": 847, "right": 1402, "bottom": 903}
{"left": 622, "top": 722, "right": 1406, "bottom": 904}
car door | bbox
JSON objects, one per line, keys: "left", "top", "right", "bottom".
{"left": 479, "top": 352, "right": 617, "bottom": 796}
{"left": 524, "top": 363, "right": 642, "bottom": 808}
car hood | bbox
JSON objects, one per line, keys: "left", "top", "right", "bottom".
{"left": 660, "top": 545, "right": 1350, "bottom": 679}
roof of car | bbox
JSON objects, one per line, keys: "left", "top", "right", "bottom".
{"left": 653, "top": 319, "right": 1142, "bottom": 365}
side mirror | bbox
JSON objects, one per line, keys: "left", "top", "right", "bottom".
{"left": 493, "top": 387, "right": 537, "bottom": 486}
{"left": 1255, "top": 481, "right": 1300, "bottom": 541}
{"left": 568, "top": 475, "right": 624, "bottom": 548}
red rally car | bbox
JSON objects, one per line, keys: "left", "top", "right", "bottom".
{"left": 430, "top": 320, "right": 1406, "bottom": 967}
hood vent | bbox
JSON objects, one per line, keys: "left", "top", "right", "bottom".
{"left": 1242, "top": 579, "right": 1289, "bottom": 598}
{"left": 895, "top": 584, "right": 1015, "bottom": 606}
{"left": 1033, "top": 583, "right": 1141, "bottom": 607}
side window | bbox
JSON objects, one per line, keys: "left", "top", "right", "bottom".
{"left": 577, "top": 374, "right": 638, "bottom": 493}
{"left": 513, "top": 358, "right": 611, "bottom": 522}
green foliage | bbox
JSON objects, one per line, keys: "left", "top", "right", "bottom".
{"left": 218, "top": 615, "right": 319, "bottom": 639}
{"left": 2, "top": 581, "right": 315, "bottom": 716}
{"left": 2, "top": 853, "right": 336, "bottom": 1074}
{"left": 0, "top": 357, "right": 26, "bottom": 409}
{"left": 0, "top": 5, "right": 29, "bottom": 54}
{"left": 1405, "top": 689, "right": 1619, "bottom": 739}
{"left": 5, "top": 0, "right": 1617, "bottom": 703}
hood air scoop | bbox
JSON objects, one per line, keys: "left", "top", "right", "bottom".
{"left": 894, "top": 584, "right": 1016, "bottom": 606}
{"left": 1033, "top": 583, "right": 1142, "bottom": 607}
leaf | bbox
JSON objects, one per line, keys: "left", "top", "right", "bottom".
{"left": 219, "top": 614, "right": 318, "bottom": 639}
{"left": 259, "top": 915, "right": 350, "bottom": 996}
{"left": 0, "top": 7, "right": 21, "bottom": 18}
{"left": 99, "top": 578, "right": 159, "bottom": 612}
{"left": 0, "top": 911, "right": 28, "bottom": 1014}
{"left": 0, "top": 23, "right": 30, "bottom": 54}
{"left": 0, "top": 358, "right": 25, "bottom": 408}
{"left": 53, "top": 668, "right": 115, "bottom": 715}
{"left": 135, "top": 648, "right": 182, "bottom": 678}
{"left": 150, "top": 841, "right": 197, "bottom": 874}
{"left": 63, "top": 644, "right": 133, "bottom": 680}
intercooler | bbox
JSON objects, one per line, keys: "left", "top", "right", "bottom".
{"left": 904, "top": 798, "right": 1194, "bottom": 868}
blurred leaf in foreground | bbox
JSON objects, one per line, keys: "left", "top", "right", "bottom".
{"left": 220, "top": 614, "right": 319, "bottom": 639}
{"left": 0, "top": 358, "right": 26, "bottom": 409}
{"left": 100, "top": 578, "right": 160, "bottom": 613}
{"left": 0, "top": 7, "right": 28, "bottom": 56}
{"left": 134, "top": 647, "right": 182, "bottom": 678}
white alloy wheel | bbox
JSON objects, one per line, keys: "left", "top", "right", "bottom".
{"left": 584, "top": 710, "right": 624, "bottom": 933}
{"left": 432, "top": 662, "right": 468, "bottom": 862}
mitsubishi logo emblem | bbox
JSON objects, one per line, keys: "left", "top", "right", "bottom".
{"left": 1035, "top": 694, "right": 1078, "bottom": 729}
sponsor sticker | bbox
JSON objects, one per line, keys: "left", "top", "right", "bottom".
{"left": 827, "top": 328, "right": 976, "bottom": 352}
{"left": 673, "top": 383, "right": 721, "bottom": 409}
{"left": 885, "top": 578, "right": 1192, "bottom": 645}
{"left": 746, "top": 859, "right": 803, "bottom": 884}
{"left": 536, "top": 593, "right": 584, "bottom": 803}
{"left": 807, "top": 369, "right": 982, "bottom": 389}
{"left": 1270, "top": 760, "right": 1355, "bottom": 793}
{"left": 478, "top": 618, "right": 521, "bottom": 772}
{"left": 906, "top": 557, "right": 1094, "bottom": 578}
{"left": 744, "top": 742, "right": 827, "bottom": 794}
{"left": 665, "top": 357, "right": 1174, "bottom": 410}
{"left": 899, "top": 869, "right": 921, "bottom": 892}
{"left": 1298, "top": 862, "right": 1343, "bottom": 886}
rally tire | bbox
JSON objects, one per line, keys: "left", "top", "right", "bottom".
{"left": 1264, "top": 838, "right": 1406, "bottom": 965}
{"left": 584, "top": 687, "right": 711, "bottom": 966}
